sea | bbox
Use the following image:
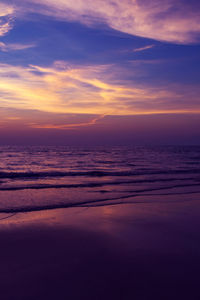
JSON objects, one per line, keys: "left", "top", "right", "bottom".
{"left": 0, "top": 145, "right": 200, "bottom": 213}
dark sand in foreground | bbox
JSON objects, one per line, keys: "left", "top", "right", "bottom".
{"left": 0, "top": 195, "right": 200, "bottom": 300}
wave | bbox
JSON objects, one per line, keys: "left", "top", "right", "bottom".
{"left": 0, "top": 189, "right": 200, "bottom": 214}
{"left": 0, "top": 177, "right": 198, "bottom": 191}
{"left": 0, "top": 168, "right": 200, "bottom": 179}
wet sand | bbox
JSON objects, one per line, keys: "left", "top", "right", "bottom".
{"left": 0, "top": 197, "right": 200, "bottom": 300}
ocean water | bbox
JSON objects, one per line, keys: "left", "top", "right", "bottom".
{"left": 0, "top": 146, "right": 200, "bottom": 213}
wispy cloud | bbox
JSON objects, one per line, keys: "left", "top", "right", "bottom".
{"left": 0, "top": 3, "right": 14, "bottom": 36}
{"left": 133, "top": 45, "right": 155, "bottom": 52}
{"left": 15, "top": 0, "right": 200, "bottom": 44}
{"left": 0, "top": 42, "right": 36, "bottom": 52}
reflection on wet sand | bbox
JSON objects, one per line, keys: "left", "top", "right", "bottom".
{"left": 0, "top": 198, "right": 200, "bottom": 300}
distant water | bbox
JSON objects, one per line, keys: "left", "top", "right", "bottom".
{"left": 0, "top": 146, "right": 200, "bottom": 213}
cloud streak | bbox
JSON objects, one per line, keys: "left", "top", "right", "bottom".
{"left": 133, "top": 45, "right": 155, "bottom": 52}
{"left": 29, "top": 114, "right": 106, "bottom": 129}
{"left": 0, "top": 42, "right": 36, "bottom": 52}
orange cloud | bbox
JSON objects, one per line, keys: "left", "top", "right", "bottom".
{"left": 0, "top": 61, "right": 200, "bottom": 126}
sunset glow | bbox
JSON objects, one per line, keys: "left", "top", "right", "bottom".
{"left": 0, "top": 0, "right": 200, "bottom": 144}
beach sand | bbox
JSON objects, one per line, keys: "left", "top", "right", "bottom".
{"left": 0, "top": 196, "right": 200, "bottom": 300}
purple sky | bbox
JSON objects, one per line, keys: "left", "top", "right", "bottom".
{"left": 0, "top": 0, "right": 200, "bottom": 145}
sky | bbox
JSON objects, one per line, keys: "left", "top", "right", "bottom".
{"left": 0, "top": 0, "right": 200, "bottom": 145}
